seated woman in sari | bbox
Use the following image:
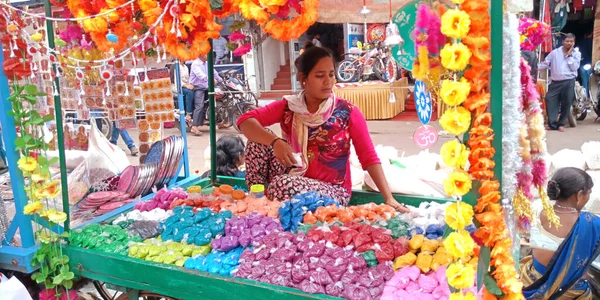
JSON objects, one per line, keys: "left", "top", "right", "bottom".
{"left": 521, "top": 167, "right": 599, "bottom": 299}
{"left": 236, "top": 44, "right": 407, "bottom": 212}
{"left": 201, "top": 135, "right": 246, "bottom": 178}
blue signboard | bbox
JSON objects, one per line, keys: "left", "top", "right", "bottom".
{"left": 414, "top": 80, "right": 432, "bottom": 125}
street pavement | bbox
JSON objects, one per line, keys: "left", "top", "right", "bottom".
{"left": 120, "top": 113, "right": 600, "bottom": 173}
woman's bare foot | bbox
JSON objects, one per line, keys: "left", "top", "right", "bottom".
{"left": 558, "top": 126, "right": 566, "bottom": 132}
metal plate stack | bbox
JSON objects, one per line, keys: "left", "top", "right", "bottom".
{"left": 144, "top": 136, "right": 184, "bottom": 188}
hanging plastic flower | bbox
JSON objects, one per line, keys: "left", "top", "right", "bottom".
{"left": 448, "top": 292, "right": 477, "bottom": 300}
{"left": 440, "top": 79, "right": 471, "bottom": 106}
{"left": 23, "top": 201, "right": 44, "bottom": 215}
{"left": 17, "top": 156, "right": 38, "bottom": 173}
{"left": 443, "top": 170, "right": 472, "bottom": 197}
{"left": 440, "top": 43, "right": 472, "bottom": 71}
{"left": 46, "top": 210, "right": 67, "bottom": 223}
{"left": 233, "top": 43, "right": 252, "bottom": 56}
{"left": 439, "top": 107, "right": 471, "bottom": 136}
{"left": 440, "top": 140, "right": 469, "bottom": 169}
{"left": 445, "top": 201, "right": 474, "bottom": 230}
{"left": 443, "top": 229, "right": 475, "bottom": 259}
{"left": 440, "top": 9, "right": 471, "bottom": 39}
{"left": 39, "top": 180, "right": 61, "bottom": 199}
{"left": 446, "top": 263, "right": 476, "bottom": 289}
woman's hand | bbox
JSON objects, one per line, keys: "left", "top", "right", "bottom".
{"left": 272, "top": 139, "right": 297, "bottom": 168}
{"left": 385, "top": 196, "right": 410, "bottom": 213}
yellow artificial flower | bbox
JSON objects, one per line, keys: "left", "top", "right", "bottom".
{"left": 451, "top": 0, "right": 465, "bottom": 4}
{"left": 443, "top": 170, "right": 472, "bottom": 196}
{"left": 441, "top": 140, "right": 469, "bottom": 169}
{"left": 439, "top": 107, "right": 472, "bottom": 136}
{"left": 445, "top": 201, "right": 474, "bottom": 230}
{"left": 446, "top": 262, "right": 476, "bottom": 289}
{"left": 443, "top": 229, "right": 475, "bottom": 259}
{"left": 43, "top": 209, "right": 67, "bottom": 223}
{"left": 441, "top": 9, "right": 471, "bottom": 39}
{"left": 39, "top": 181, "right": 61, "bottom": 199}
{"left": 440, "top": 79, "right": 471, "bottom": 106}
{"left": 449, "top": 292, "right": 477, "bottom": 300}
{"left": 440, "top": 43, "right": 472, "bottom": 71}
{"left": 17, "top": 156, "right": 38, "bottom": 173}
{"left": 31, "top": 171, "right": 50, "bottom": 183}
{"left": 23, "top": 201, "right": 44, "bottom": 215}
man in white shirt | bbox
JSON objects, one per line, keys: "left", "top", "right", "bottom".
{"left": 538, "top": 33, "right": 581, "bottom": 132}
{"left": 189, "top": 55, "right": 223, "bottom": 136}
{"left": 213, "top": 36, "right": 229, "bottom": 64}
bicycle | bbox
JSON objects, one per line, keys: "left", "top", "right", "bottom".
{"left": 336, "top": 41, "right": 398, "bottom": 83}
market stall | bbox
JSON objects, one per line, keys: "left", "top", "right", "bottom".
{"left": 0, "top": 0, "right": 546, "bottom": 299}
{"left": 334, "top": 79, "right": 407, "bottom": 120}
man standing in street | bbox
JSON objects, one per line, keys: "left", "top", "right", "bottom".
{"left": 538, "top": 33, "right": 581, "bottom": 132}
{"left": 189, "top": 55, "right": 222, "bottom": 136}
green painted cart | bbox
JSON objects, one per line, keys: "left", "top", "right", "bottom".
{"left": 64, "top": 0, "right": 505, "bottom": 298}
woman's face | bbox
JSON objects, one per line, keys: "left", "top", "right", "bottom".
{"left": 302, "top": 57, "right": 335, "bottom": 101}
{"left": 576, "top": 189, "right": 592, "bottom": 210}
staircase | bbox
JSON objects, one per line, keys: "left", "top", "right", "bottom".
{"left": 260, "top": 62, "right": 291, "bottom": 100}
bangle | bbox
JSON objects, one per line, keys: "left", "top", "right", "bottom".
{"left": 270, "top": 137, "right": 284, "bottom": 148}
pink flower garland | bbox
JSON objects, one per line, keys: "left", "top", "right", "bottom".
{"left": 515, "top": 59, "right": 552, "bottom": 231}
{"left": 519, "top": 18, "right": 551, "bottom": 52}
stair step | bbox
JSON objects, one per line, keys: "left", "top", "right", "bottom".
{"left": 260, "top": 92, "right": 288, "bottom": 100}
{"left": 274, "top": 78, "right": 291, "bottom": 85}
{"left": 405, "top": 104, "right": 416, "bottom": 111}
{"left": 271, "top": 84, "right": 292, "bottom": 91}
{"left": 280, "top": 65, "right": 291, "bottom": 72}
{"left": 276, "top": 71, "right": 291, "bottom": 78}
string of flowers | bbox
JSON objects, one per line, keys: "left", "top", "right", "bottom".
{"left": 435, "top": 0, "right": 478, "bottom": 297}
{"left": 513, "top": 18, "right": 556, "bottom": 231}
{"left": 501, "top": 13, "right": 523, "bottom": 216}
{"left": 457, "top": 2, "right": 524, "bottom": 298}
{"left": 412, "top": 3, "right": 446, "bottom": 100}
{"left": 1, "top": 12, "right": 75, "bottom": 299}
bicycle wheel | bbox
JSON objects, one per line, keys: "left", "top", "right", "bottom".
{"left": 93, "top": 280, "right": 124, "bottom": 300}
{"left": 116, "top": 291, "right": 178, "bottom": 300}
{"left": 336, "top": 59, "right": 360, "bottom": 83}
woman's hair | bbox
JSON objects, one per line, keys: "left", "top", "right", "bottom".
{"left": 294, "top": 42, "right": 333, "bottom": 76}
{"left": 547, "top": 167, "right": 594, "bottom": 200}
{"left": 215, "top": 135, "right": 245, "bottom": 177}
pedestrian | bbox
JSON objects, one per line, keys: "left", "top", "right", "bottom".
{"left": 189, "top": 54, "right": 223, "bottom": 136}
{"left": 109, "top": 123, "right": 139, "bottom": 156}
{"left": 169, "top": 60, "right": 195, "bottom": 126}
{"left": 538, "top": 33, "right": 581, "bottom": 132}
{"left": 312, "top": 34, "right": 322, "bottom": 48}
{"left": 213, "top": 36, "right": 229, "bottom": 64}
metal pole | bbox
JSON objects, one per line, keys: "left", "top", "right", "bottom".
{"left": 491, "top": 0, "right": 504, "bottom": 193}
{"left": 207, "top": 40, "right": 217, "bottom": 185}
{"left": 174, "top": 60, "right": 190, "bottom": 178}
{"left": 0, "top": 42, "right": 35, "bottom": 247}
{"left": 45, "top": 0, "right": 70, "bottom": 230}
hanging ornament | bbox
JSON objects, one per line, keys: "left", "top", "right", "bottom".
{"left": 30, "top": 32, "right": 43, "bottom": 42}
{"left": 154, "top": 35, "right": 162, "bottom": 63}
{"left": 131, "top": 53, "right": 140, "bottom": 86}
{"left": 52, "top": 80, "right": 59, "bottom": 96}
{"left": 384, "top": 21, "right": 403, "bottom": 47}
{"left": 388, "top": 92, "right": 396, "bottom": 103}
{"left": 101, "top": 68, "right": 113, "bottom": 96}
{"left": 123, "top": 60, "right": 130, "bottom": 96}
{"left": 76, "top": 67, "right": 85, "bottom": 96}
{"left": 105, "top": 15, "right": 118, "bottom": 44}
{"left": 27, "top": 45, "right": 38, "bottom": 79}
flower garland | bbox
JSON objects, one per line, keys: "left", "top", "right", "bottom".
{"left": 457, "top": 2, "right": 523, "bottom": 298}
{"left": 238, "top": 0, "right": 319, "bottom": 41}
{"left": 501, "top": 13, "right": 523, "bottom": 211}
{"left": 514, "top": 59, "right": 558, "bottom": 230}
{"left": 519, "top": 18, "right": 551, "bottom": 52}
{"left": 436, "top": 0, "right": 478, "bottom": 297}
{"left": 412, "top": 4, "right": 445, "bottom": 89}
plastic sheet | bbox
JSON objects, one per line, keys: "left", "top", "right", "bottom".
{"left": 123, "top": 220, "right": 161, "bottom": 240}
{"left": 303, "top": 203, "right": 397, "bottom": 225}
{"left": 69, "top": 224, "right": 138, "bottom": 255}
{"left": 160, "top": 206, "right": 232, "bottom": 246}
{"left": 184, "top": 247, "right": 244, "bottom": 276}
{"left": 383, "top": 266, "right": 451, "bottom": 299}
{"left": 136, "top": 187, "right": 187, "bottom": 211}
{"left": 279, "top": 192, "right": 339, "bottom": 232}
{"left": 128, "top": 238, "right": 210, "bottom": 266}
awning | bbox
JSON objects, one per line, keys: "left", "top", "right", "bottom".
{"left": 317, "top": 0, "right": 412, "bottom": 24}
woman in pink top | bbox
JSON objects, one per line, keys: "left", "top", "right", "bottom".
{"left": 237, "top": 44, "right": 406, "bottom": 211}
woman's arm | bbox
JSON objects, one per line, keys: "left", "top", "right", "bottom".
{"left": 349, "top": 108, "right": 408, "bottom": 212}
{"left": 237, "top": 100, "right": 298, "bottom": 167}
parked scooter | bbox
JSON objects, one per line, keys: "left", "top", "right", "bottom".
{"left": 570, "top": 62, "right": 600, "bottom": 126}
{"left": 174, "top": 75, "right": 257, "bottom": 133}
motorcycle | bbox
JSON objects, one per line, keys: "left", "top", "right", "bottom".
{"left": 570, "top": 62, "right": 600, "bottom": 126}
{"left": 174, "top": 74, "right": 257, "bottom": 133}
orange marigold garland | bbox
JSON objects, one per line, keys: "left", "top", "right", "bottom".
{"left": 461, "top": 0, "right": 524, "bottom": 298}
{"left": 237, "top": 0, "right": 319, "bottom": 41}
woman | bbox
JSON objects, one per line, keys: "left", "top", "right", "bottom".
{"left": 236, "top": 44, "right": 406, "bottom": 211}
{"left": 202, "top": 135, "right": 246, "bottom": 178}
{"left": 521, "top": 167, "right": 599, "bottom": 299}
{"left": 169, "top": 60, "right": 195, "bottom": 125}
